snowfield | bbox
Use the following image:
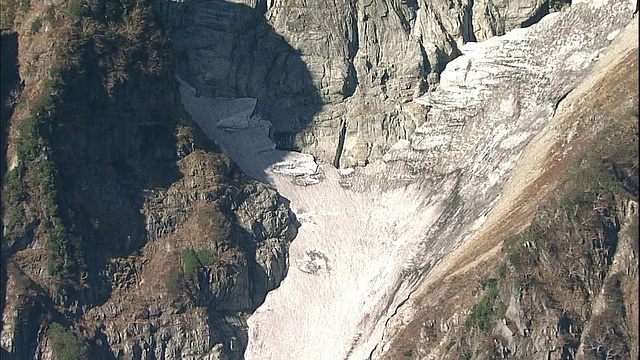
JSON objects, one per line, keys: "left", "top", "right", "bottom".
{"left": 179, "top": 1, "right": 635, "bottom": 358}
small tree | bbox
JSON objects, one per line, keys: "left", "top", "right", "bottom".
{"left": 181, "top": 248, "right": 219, "bottom": 280}
{"left": 181, "top": 248, "right": 199, "bottom": 276}
{"left": 30, "top": 17, "right": 42, "bottom": 34}
{"left": 48, "top": 323, "right": 87, "bottom": 360}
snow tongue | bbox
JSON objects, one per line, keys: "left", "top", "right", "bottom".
{"left": 178, "top": 1, "right": 636, "bottom": 358}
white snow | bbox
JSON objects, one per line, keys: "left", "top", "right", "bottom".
{"left": 177, "top": 1, "right": 634, "bottom": 359}
{"left": 180, "top": 78, "right": 452, "bottom": 359}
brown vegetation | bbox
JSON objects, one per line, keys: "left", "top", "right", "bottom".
{"left": 382, "top": 40, "right": 639, "bottom": 360}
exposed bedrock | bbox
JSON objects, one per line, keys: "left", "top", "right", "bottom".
{"left": 86, "top": 180, "right": 297, "bottom": 360}
{"left": 154, "top": 0, "right": 565, "bottom": 168}
{"left": 178, "top": 0, "right": 636, "bottom": 359}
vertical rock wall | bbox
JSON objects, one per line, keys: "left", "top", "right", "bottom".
{"left": 155, "top": 0, "right": 559, "bottom": 167}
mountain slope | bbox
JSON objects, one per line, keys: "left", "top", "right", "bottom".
{"left": 376, "top": 16, "right": 639, "bottom": 359}
{"left": 1, "top": 1, "right": 296, "bottom": 358}
{"left": 1, "top": 0, "right": 637, "bottom": 359}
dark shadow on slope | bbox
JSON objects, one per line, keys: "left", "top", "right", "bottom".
{"left": 0, "top": 31, "right": 21, "bottom": 356}
{"left": 520, "top": 3, "right": 551, "bottom": 28}
{"left": 208, "top": 311, "right": 247, "bottom": 359}
{"left": 43, "top": 1, "right": 184, "bottom": 309}
{"left": 160, "top": 0, "right": 323, "bottom": 170}
{"left": 521, "top": 1, "right": 572, "bottom": 29}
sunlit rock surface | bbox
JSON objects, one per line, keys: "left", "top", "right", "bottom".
{"left": 179, "top": 1, "right": 635, "bottom": 358}
{"left": 157, "top": 0, "right": 560, "bottom": 168}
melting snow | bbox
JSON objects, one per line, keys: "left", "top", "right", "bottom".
{"left": 178, "top": 1, "right": 635, "bottom": 359}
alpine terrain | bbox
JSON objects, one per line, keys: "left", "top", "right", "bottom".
{"left": 1, "top": 0, "right": 638, "bottom": 359}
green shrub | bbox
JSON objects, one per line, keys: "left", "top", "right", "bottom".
{"left": 2, "top": 166, "right": 26, "bottom": 242}
{"left": 182, "top": 248, "right": 218, "bottom": 278}
{"left": 182, "top": 248, "right": 199, "bottom": 276}
{"left": 16, "top": 115, "right": 38, "bottom": 161}
{"left": 66, "top": 0, "right": 83, "bottom": 19}
{"left": 2, "top": 167, "right": 25, "bottom": 205}
{"left": 6, "top": 207, "right": 23, "bottom": 229}
{"left": 445, "top": 340, "right": 456, "bottom": 354}
{"left": 19, "top": 0, "right": 29, "bottom": 12}
{"left": 497, "top": 262, "right": 507, "bottom": 279}
{"left": 30, "top": 17, "right": 42, "bottom": 34}
{"left": 197, "top": 249, "right": 218, "bottom": 267}
{"left": 466, "top": 278, "right": 501, "bottom": 332}
{"left": 48, "top": 323, "right": 87, "bottom": 360}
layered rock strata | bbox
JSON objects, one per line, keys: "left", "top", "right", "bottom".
{"left": 156, "top": 0, "right": 564, "bottom": 168}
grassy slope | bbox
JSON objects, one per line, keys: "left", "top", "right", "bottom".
{"left": 0, "top": 1, "right": 252, "bottom": 358}
{"left": 382, "top": 25, "right": 639, "bottom": 360}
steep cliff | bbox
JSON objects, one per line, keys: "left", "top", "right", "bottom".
{"left": 0, "top": 0, "right": 296, "bottom": 359}
{"left": 155, "top": 0, "right": 569, "bottom": 168}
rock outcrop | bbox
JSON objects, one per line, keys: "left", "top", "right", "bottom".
{"left": 178, "top": 0, "right": 636, "bottom": 359}
{"left": 77, "top": 169, "right": 296, "bottom": 360}
{"left": 155, "top": 0, "right": 567, "bottom": 168}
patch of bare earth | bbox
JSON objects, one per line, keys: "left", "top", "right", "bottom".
{"left": 380, "top": 18, "right": 639, "bottom": 359}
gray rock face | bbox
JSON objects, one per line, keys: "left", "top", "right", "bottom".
{"left": 176, "top": 0, "right": 636, "bottom": 359}
{"left": 155, "top": 0, "right": 558, "bottom": 168}
{"left": 232, "top": 183, "right": 298, "bottom": 305}
{"left": 75, "top": 179, "right": 296, "bottom": 360}
{"left": 92, "top": 305, "right": 247, "bottom": 360}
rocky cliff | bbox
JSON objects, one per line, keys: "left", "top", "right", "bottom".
{"left": 154, "top": 0, "right": 569, "bottom": 168}
{"left": 1, "top": 0, "right": 638, "bottom": 359}
{"left": 1, "top": 1, "right": 296, "bottom": 359}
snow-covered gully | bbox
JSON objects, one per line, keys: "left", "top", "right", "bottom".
{"left": 179, "top": 1, "right": 635, "bottom": 358}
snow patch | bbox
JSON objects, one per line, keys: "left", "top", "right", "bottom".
{"left": 607, "top": 29, "right": 621, "bottom": 41}
{"left": 176, "top": 1, "right": 635, "bottom": 359}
